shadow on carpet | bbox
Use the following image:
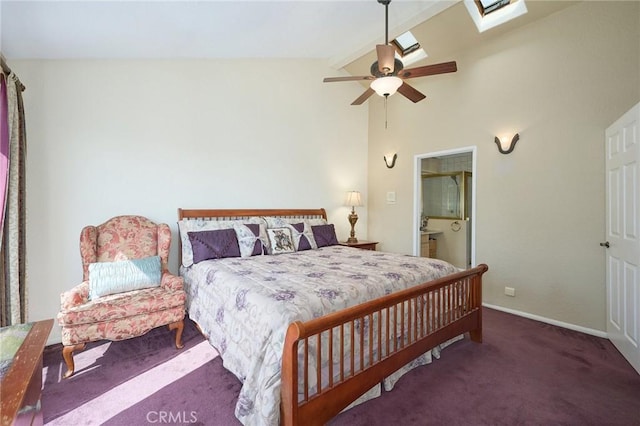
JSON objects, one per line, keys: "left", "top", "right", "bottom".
{"left": 42, "top": 318, "right": 242, "bottom": 425}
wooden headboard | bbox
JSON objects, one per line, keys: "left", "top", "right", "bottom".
{"left": 177, "top": 208, "right": 327, "bottom": 222}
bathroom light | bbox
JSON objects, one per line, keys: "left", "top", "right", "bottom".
{"left": 384, "top": 153, "right": 398, "bottom": 168}
{"left": 371, "top": 76, "right": 403, "bottom": 97}
{"left": 494, "top": 133, "right": 520, "bottom": 154}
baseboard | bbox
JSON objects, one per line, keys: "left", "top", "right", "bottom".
{"left": 482, "top": 303, "right": 608, "bottom": 339}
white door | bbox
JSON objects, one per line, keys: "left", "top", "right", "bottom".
{"left": 605, "top": 102, "right": 640, "bottom": 374}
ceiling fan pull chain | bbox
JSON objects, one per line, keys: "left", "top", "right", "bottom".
{"left": 384, "top": 94, "right": 389, "bottom": 129}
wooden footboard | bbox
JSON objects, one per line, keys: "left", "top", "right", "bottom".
{"left": 281, "top": 264, "right": 488, "bottom": 426}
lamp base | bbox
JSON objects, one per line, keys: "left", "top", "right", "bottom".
{"left": 348, "top": 210, "right": 359, "bottom": 245}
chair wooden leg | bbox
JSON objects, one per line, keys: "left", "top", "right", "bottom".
{"left": 62, "top": 343, "right": 86, "bottom": 379}
{"left": 168, "top": 320, "right": 184, "bottom": 349}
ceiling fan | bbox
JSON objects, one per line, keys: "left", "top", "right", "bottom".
{"left": 323, "top": 0, "right": 457, "bottom": 106}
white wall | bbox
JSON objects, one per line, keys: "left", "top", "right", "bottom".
{"left": 13, "top": 59, "right": 369, "bottom": 344}
{"left": 367, "top": 1, "right": 640, "bottom": 332}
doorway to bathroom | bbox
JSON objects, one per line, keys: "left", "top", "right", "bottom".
{"left": 413, "top": 147, "right": 476, "bottom": 269}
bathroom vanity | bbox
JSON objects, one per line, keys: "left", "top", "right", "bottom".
{"left": 420, "top": 230, "right": 442, "bottom": 258}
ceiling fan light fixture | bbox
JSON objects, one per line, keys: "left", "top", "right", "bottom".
{"left": 371, "top": 76, "right": 403, "bottom": 97}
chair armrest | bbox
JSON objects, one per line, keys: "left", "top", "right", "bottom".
{"left": 161, "top": 272, "right": 184, "bottom": 292}
{"left": 60, "top": 281, "right": 90, "bottom": 311}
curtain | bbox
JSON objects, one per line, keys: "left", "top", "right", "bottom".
{"left": 0, "top": 71, "right": 27, "bottom": 326}
{"left": 1, "top": 75, "right": 8, "bottom": 232}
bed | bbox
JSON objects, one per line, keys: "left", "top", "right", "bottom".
{"left": 177, "top": 208, "right": 488, "bottom": 426}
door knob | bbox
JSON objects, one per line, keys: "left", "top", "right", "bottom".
{"left": 600, "top": 241, "right": 610, "bottom": 248}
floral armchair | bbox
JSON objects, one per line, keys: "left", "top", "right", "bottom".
{"left": 57, "top": 215, "right": 186, "bottom": 378}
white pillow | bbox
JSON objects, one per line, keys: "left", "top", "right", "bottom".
{"left": 233, "top": 223, "right": 268, "bottom": 257}
{"left": 266, "top": 228, "right": 295, "bottom": 255}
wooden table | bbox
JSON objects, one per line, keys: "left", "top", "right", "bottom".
{"left": 339, "top": 240, "right": 378, "bottom": 251}
{"left": 1, "top": 319, "right": 54, "bottom": 426}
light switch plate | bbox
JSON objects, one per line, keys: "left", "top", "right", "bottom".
{"left": 386, "top": 191, "right": 396, "bottom": 204}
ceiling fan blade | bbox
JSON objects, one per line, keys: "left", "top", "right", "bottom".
{"left": 397, "top": 82, "right": 426, "bottom": 103}
{"left": 398, "top": 61, "right": 457, "bottom": 79}
{"left": 323, "top": 75, "right": 374, "bottom": 83}
{"left": 351, "top": 88, "right": 375, "bottom": 105}
{"left": 376, "top": 44, "right": 395, "bottom": 74}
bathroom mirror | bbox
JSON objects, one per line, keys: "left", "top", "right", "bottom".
{"left": 421, "top": 171, "right": 471, "bottom": 220}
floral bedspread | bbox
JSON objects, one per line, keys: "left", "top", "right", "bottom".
{"left": 180, "top": 245, "right": 458, "bottom": 426}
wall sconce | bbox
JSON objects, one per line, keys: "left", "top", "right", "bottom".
{"left": 494, "top": 133, "right": 520, "bottom": 154}
{"left": 384, "top": 153, "right": 398, "bottom": 168}
{"left": 344, "top": 191, "right": 363, "bottom": 243}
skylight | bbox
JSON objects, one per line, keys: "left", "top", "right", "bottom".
{"left": 391, "top": 31, "right": 428, "bottom": 67}
{"left": 477, "top": 0, "right": 512, "bottom": 16}
{"left": 392, "top": 31, "right": 420, "bottom": 56}
{"left": 464, "top": 0, "right": 528, "bottom": 33}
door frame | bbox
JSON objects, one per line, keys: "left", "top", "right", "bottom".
{"left": 413, "top": 146, "right": 477, "bottom": 265}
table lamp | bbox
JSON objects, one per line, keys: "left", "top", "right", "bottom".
{"left": 345, "top": 191, "right": 363, "bottom": 243}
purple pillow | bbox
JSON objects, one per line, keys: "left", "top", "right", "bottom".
{"left": 188, "top": 229, "right": 240, "bottom": 263}
{"left": 312, "top": 224, "right": 339, "bottom": 248}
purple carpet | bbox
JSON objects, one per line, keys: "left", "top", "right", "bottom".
{"left": 42, "top": 308, "right": 640, "bottom": 425}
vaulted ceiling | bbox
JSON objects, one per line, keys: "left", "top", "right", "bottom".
{"left": 1, "top": 0, "right": 452, "bottom": 66}
{"left": 1, "top": 1, "right": 576, "bottom": 71}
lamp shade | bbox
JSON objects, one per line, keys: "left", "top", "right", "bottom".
{"left": 345, "top": 191, "right": 363, "bottom": 207}
{"left": 370, "top": 76, "right": 403, "bottom": 97}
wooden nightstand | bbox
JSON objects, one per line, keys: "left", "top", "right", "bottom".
{"left": 339, "top": 240, "right": 378, "bottom": 251}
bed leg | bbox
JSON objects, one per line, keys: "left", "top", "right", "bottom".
{"left": 469, "top": 307, "right": 483, "bottom": 343}
{"left": 469, "top": 270, "right": 484, "bottom": 343}
{"left": 469, "top": 329, "right": 482, "bottom": 343}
